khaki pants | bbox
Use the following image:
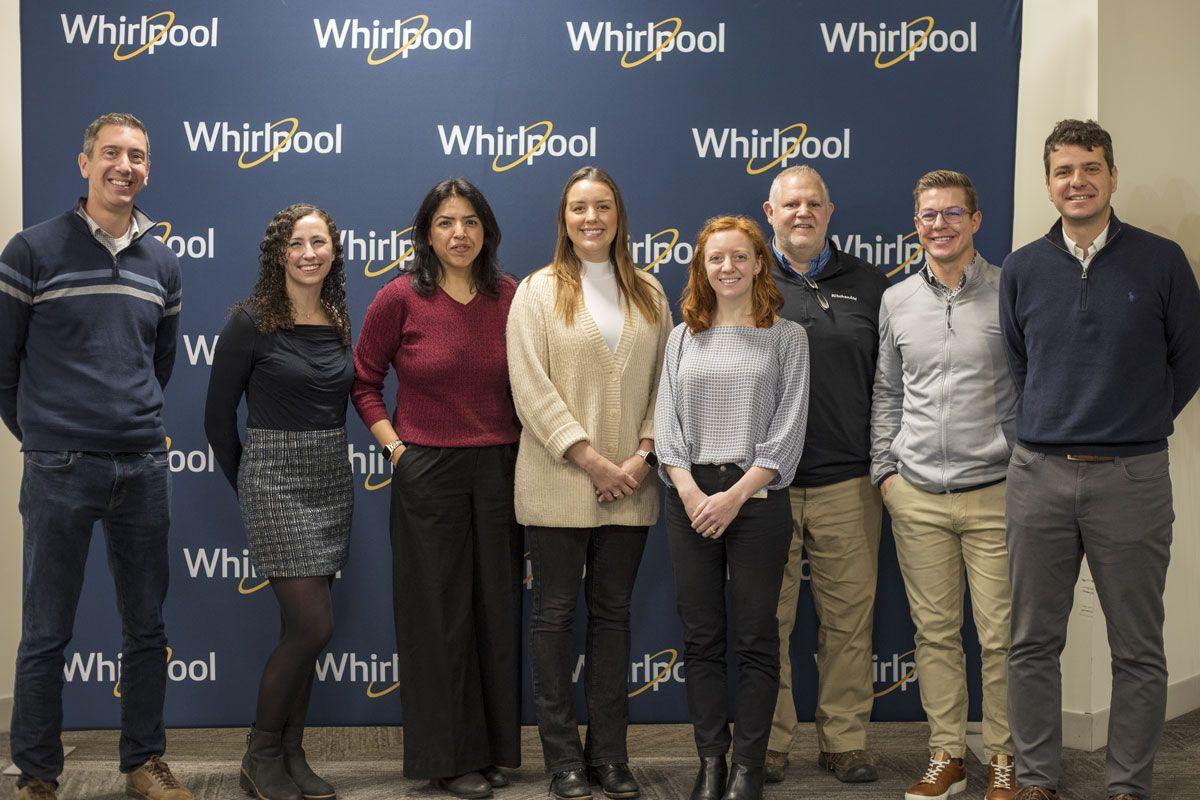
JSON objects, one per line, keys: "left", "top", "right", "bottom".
{"left": 884, "top": 476, "right": 1012, "bottom": 758}
{"left": 769, "top": 476, "right": 882, "bottom": 754}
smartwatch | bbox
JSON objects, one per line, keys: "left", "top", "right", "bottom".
{"left": 637, "top": 449, "right": 659, "bottom": 468}
{"left": 384, "top": 439, "right": 403, "bottom": 461}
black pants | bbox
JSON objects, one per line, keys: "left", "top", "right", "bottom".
{"left": 527, "top": 524, "right": 649, "bottom": 772}
{"left": 389, "top": 444, "right": 523, "bottom": 779}
{"left": 664, "top": 464, "right": 792, "bottom": 767}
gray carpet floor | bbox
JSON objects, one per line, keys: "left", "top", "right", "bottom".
{"left": 3, "top": 711, "right": 1198, "bottom": 799}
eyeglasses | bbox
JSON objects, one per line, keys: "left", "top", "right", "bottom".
{"left": 915, "top": 206, "right": 971, "bottom": 227}
{"left": 802, "top": 274, "right": 830, "bottom": 311}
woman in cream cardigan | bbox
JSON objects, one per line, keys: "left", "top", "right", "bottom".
{"left": 507, "top": 166, "right": 672, "bottom": 800}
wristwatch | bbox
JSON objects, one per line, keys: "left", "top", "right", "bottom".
{"left": 637, "top": 449, "right": 659, "bottom": 468}
{"left": 383, "top": 439, "right": 403, "bottom": 461}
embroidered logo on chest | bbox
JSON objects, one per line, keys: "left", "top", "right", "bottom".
{"left": 829, "top": 292, "right": 858, "bottom": 302}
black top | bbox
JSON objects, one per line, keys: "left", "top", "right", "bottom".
{"left": 774, "top": 243, "right": 889, "bottom": 487}
{"left": 204, "top": 308, "right": 354, "bottom": 489}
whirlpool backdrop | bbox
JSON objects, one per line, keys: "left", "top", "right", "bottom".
{"left": 18, "top": 0, "right": 1022, "bottom": 727}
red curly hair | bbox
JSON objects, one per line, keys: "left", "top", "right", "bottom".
{"left": 681, "top": 215, "right": 782, "bottom": 333}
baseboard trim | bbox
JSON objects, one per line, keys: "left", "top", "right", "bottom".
{"left": 1062, "top": 671, "right": 1200, "bottom": 751}
{"left": 0, "top": 694, "right": 10, "bottom": 734}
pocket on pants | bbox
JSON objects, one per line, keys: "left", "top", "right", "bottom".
{"left": 1009, "top": 444, "right": 1040, "bottom": 468}
{"left": 25, "top": 450, "right": 80, "bottom": 471}
{"left": 1118, "top": 450, "right": 1169, "bottom": 481}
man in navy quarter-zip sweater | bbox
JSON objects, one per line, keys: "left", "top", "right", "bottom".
{"left": 0, "top": 114, "right": 191, "bottom": 800}
{"left": 1000, "top": 119, "right": 1200, "bottom": 800}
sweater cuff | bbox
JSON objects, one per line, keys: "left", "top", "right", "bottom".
{"left": 546, "top": 422, "right": 590, "bottom": 461}
{"left": 637, "top": 417, "right": 655, "bottom": 442}
{"left": 873, "top": 470, "right": 897, "bottom": 488}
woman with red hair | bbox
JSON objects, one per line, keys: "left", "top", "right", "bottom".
{"left": 655, "top": 215, "right": 810, "bottom": 800}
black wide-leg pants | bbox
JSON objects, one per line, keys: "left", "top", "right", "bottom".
{"left": 664, "top": 464, "right": 792, "bottom": 768}
{"left": 389, "top": 443, "right": 524, "bottom": 779}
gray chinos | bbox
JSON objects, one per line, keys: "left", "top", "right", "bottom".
{"left": 1005, "top": 444, "right": 1173, "bottom": 798}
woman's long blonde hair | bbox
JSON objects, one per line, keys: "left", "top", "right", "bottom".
{"left": 548, "top": 166, "right": 662, "bottom": 326}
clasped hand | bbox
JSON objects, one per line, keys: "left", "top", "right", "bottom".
{"left": 590, "top": 453, "right": 648, "bottom": 504}
{"left": 682, "top": 486, "right": 745, "bottom": 539}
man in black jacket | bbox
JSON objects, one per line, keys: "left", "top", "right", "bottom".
{"left": 761, "top": 165, "right": 888, "bottom": 785}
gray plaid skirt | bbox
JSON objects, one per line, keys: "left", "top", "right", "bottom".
{"left": 237, "top": 427, "right": 353, "bottom": 578}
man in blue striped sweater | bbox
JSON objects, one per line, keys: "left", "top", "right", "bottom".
{"left": 1, "top": 113, "right": 190, "bottom": 800}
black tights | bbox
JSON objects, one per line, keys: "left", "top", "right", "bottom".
{"left": 255, "top": 575, "right": 334, "bottom": 732}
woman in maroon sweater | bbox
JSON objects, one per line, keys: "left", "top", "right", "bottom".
{"left": 352, "top": 179, "right": 521, "bottom": 798}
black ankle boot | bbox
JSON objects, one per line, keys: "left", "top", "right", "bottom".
{"left": 241, "top": 727, "right": 303, "bottom": 800}
{"left": 690, "top": 757, "right": 727, "bottom": 800}
{"left": 281, "top": 724, "right": 336, "bottom": 800}
{"left": 548, "top": 769, "right": 590, "bottom": 800}
{"left": 720, "top": 764, "right": 763, "bottom": 800}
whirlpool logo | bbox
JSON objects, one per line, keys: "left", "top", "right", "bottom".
{"left": 342, "top": 227, "right": 415, "bottom": 278}
{"left": 819, "top": 16, "right": 978, "bottom": 68}
{"left": 64, "top": 647, "right": 217, "bottom": 697}
{"left": 151, "top": 221, "right": 215, "bottom": 261}
{"left": 692, "top": 123, "right": 852, "bottom": 174}
{"left": 438, "top": 121, "right": 597, "bottom": 172}
{"left": 315, "top": 652, "right": 402, "bottom": 699}
{"left": 631, "top": 229, "right": 692, "bottom": 274}
{"left": 828, "top": 232, "right": 922, "bottom": 279}
{"left": 566, "top": 18, "right": 726, "bottom": 67}
{"left": 183, "top": 119, "right": 344, "bottom": 169}
{"left": 60, "top": 11, "right": 218, "bottom": 60}
{"left": 313, "top": 15, "right": 472, "bottom": 64}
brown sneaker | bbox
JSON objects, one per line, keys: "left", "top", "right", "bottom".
{"left": 125, "top": 756, "right": 194, "bottom": 800}
{"left": 817, "top": 750, "right": 878, "bottom": 783}
{"left": 986, "top": 755, "right": 1015, "bottom": 800}
{"left": 15, "top": 780, "right": 57, "bottom": 800}
{"left": 763, "top": 750, "right": 788, "bottom": 784}
{"left": 1012, "top": 788, "right": 1057, "bottom": 800}
{"left": 904, "top": 750, "right": 966, "bottom": 800}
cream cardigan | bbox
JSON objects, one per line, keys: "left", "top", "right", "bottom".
{"left": 506, "top": 267, "right": 673, "bottom": 528}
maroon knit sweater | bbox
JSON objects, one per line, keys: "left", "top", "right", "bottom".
{"left": 351, "top": 273, "right": 519, "bottom": 446}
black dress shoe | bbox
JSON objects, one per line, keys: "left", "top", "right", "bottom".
{"left": 587, "top": 764, "right": 639, "bottom": 799}
{"left": 548, "top": 769, "right": 590, "bottom": 800}
{"left": 434, "top": 773, "right": 493, "bottom": 799}
{"left": 480, "top": 767, "right": 509, "bottom": 789}
{"left": 720, "top": 764, "right": 763, "bottom": 800}
{"left": 689, "top": 757, "right": 727, "bottom": 800}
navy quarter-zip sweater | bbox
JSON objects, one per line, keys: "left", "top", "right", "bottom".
{"left": 999, "top": 213, "right": 1200, "bottom": 456}
{"left": 775, "top": 242, "right": 889, "bottom": 486}
{"left": 0, "top": 207, "right": 182, "bottom": 452}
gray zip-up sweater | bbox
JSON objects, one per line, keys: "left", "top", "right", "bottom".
{"left": 869, "top": 253, "right": 1017, "bottom": 492}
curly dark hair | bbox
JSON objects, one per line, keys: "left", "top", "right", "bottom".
{"left": 234, "top": 203, "right": 351, "bottom": 345}
{"left": 409, "top": 178, "right": 504, "bottom": 298}
{"left": 1043, "top": 119, "right": 1115, "bottom": 177}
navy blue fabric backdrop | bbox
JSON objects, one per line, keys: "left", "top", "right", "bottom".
{"left": 17, "top": 0, "right": 1022, "bottom": 727}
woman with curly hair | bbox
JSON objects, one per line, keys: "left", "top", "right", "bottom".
{"left": 352, "top": 178, "right": 522, "bottom": 798}
{"left": 655, "top": 216, "right": 809, "bottom": 800}
{"left": 205, "top": 203, "right": 354, "bottom": 800}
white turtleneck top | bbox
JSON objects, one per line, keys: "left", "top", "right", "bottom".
{"left": 580, "top": 259, "right": 623, "bottom": 352}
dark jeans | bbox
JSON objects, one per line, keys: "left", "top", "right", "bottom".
{"left": 664, "top": 464, "right": 792, "bottom": 767}
{"left": 390, "top": 444, "right": 524, "bottom": 779}
{"left": 11, "top": 451, "right": 171, "bottom": 786}
{"left": 1006, "top": 446, "right": 1173, "bottom": 798}
{"left": 527, "top": 524, "right": 648, "bottom": 772}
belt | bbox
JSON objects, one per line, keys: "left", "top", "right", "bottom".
{"left": 945, "top": 476, "right": 1007, "bottom": 494}
{"left": 1064, "top": 454, "right": 1116, "bottom": 462}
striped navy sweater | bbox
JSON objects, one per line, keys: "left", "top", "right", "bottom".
{"left": 0, "top": 206, "right": 181, "bottom": 452}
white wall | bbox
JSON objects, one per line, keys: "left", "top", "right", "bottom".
{"left": 0, "top": 0, "right": 24, "bottom": 733}
{"left": 1098, "top": 0, "right": 1200, "bottom": 723}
